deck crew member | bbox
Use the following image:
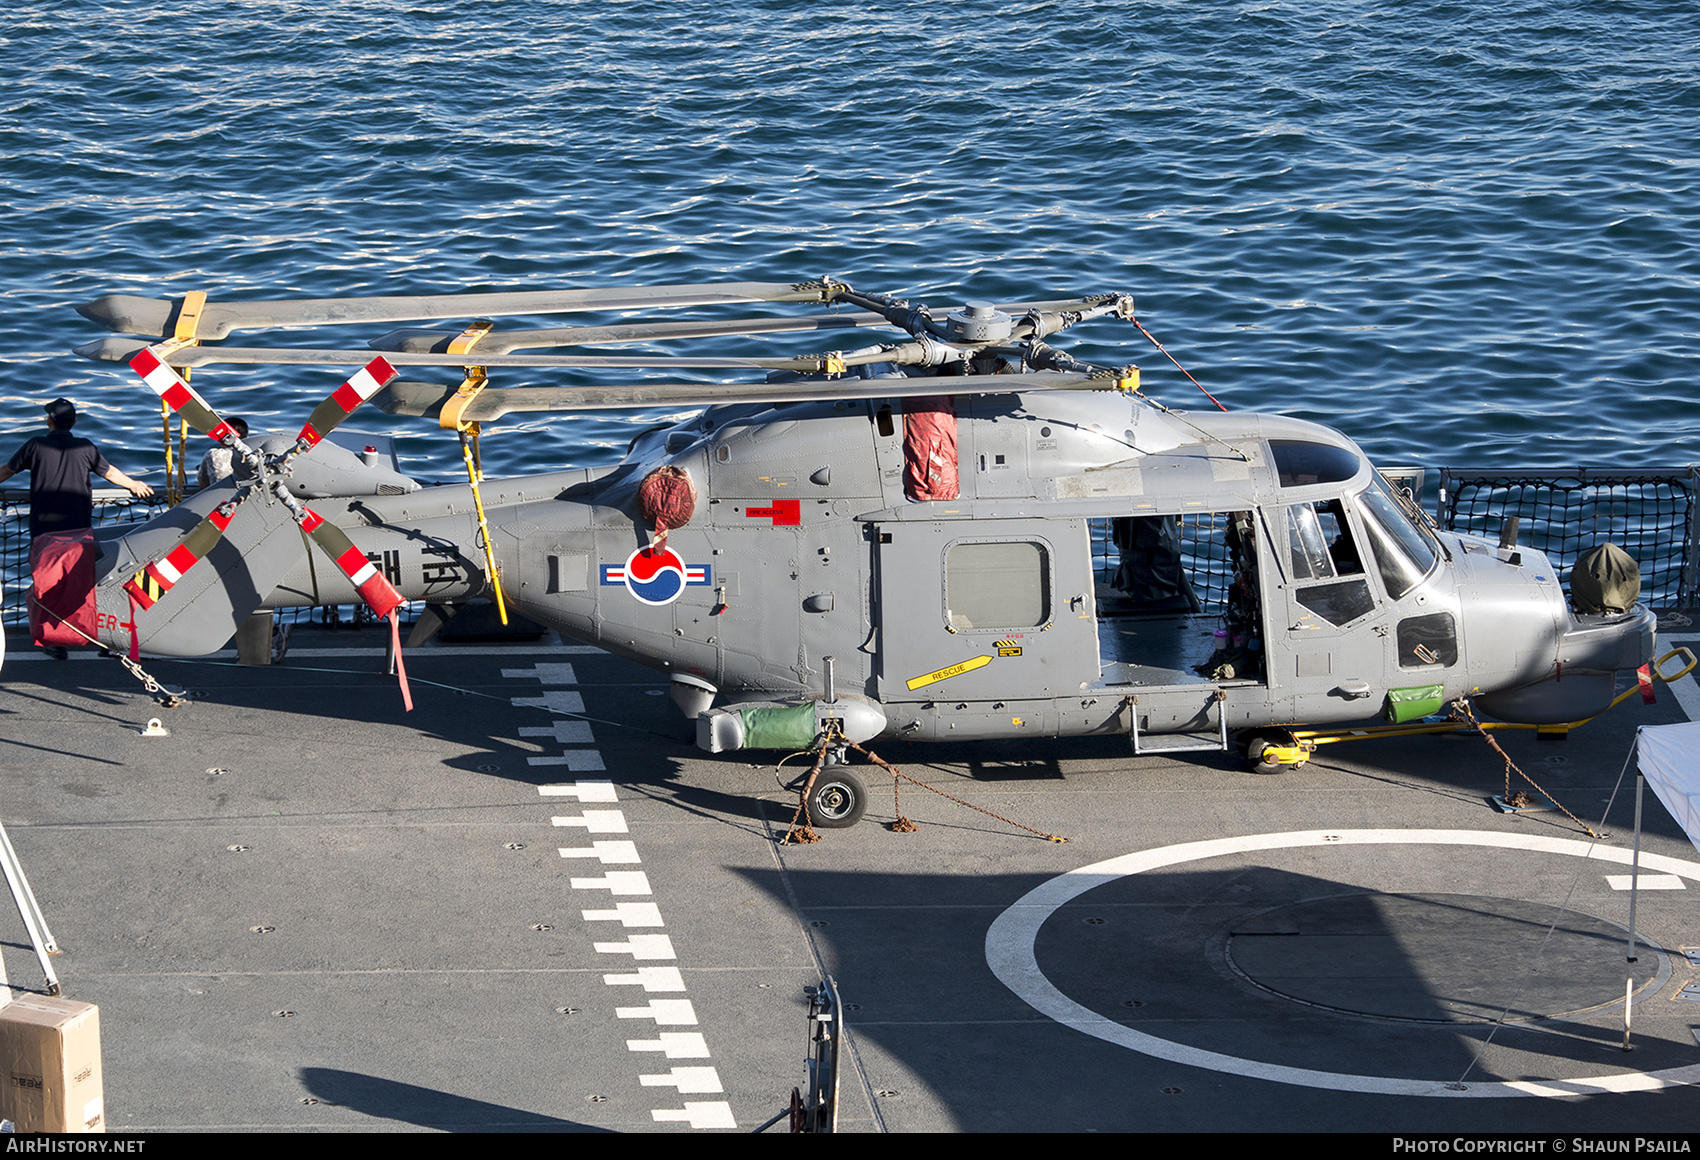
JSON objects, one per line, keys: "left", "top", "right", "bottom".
{"left": 0, "top": 398, "right": 155, "bottom": 656}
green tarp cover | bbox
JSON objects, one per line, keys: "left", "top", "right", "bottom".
{"left": 739, "top": 703, "right": 820, "bottom": 750}
{"left": 1385, "top": 684, "right": 1446, "bottom": 724}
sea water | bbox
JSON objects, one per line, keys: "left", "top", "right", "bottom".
{"left": 2, "top": 0, "right": 1696, "bottom": 483}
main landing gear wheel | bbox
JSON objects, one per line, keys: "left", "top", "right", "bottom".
{"left": 806, "top": 770, "right": 868, "bottom": 828}
{"left": 1241, "top": 729, "right": 1304, "bottom": 775}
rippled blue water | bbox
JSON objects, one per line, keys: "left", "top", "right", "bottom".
{"left": 3, "top": 0, "right": 1697, "bottom": 481}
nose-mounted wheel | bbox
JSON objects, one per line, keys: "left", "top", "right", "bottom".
{"left": 806, "top": 771, "right": 868, "bottom": 828}
{"left": 1241, "top": 729, "right": 1307, "bottom": 774}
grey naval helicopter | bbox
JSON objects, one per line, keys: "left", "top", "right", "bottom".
{"left": 69, "top": 278, "right": 1656, "bottom": 826}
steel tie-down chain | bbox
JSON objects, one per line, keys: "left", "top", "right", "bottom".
{"left": 780, "top": 727, "right": 1066, "bottom": 844}
{"left": 1453, "top": 698, "right": 1597, "bottom": 837}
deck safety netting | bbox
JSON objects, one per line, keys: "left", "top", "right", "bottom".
{"left": 1438, "top": 470, "right": 1697, "bottom": 611}
{"left": 1091, "top": 512, "right": 1235, "bottom": 615}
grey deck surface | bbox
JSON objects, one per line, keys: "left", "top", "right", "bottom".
{"left": 2, "top": 627, "right": 1698, "bottom": 1133}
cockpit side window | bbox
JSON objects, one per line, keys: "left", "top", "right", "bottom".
{"left": 1286, "top": 501, "right": 1364, "bottom": 581}
{"left": 1284, "top": 501, "right": 1373, "bottom": 627}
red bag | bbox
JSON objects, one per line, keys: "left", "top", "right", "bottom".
{"left": 29, "top": 530, "right": 98, "bottom": 648}
{"left": 903, "top": 396, "right": 959, "bottom": 501}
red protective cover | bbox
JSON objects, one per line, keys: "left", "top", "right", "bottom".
{"left": 29, "top": 530, "right": 98, "bottom": 647}
{"left": 903, "top": 395, "right": 959, "bottom": 501}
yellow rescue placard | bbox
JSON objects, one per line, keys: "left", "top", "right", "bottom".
{"left": 906, "top": 654, "right": 993, "bottom": 691}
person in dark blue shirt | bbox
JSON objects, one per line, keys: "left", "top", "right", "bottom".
{"left": 0, "top": 398, "right": 154, "bottom": 540}
{"left": 1, "top": 398, "right": 154, "bottom": 657}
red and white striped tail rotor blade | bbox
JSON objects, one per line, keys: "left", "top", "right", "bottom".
{"left": 128, "top": 347, "right": 240, "bottom": 441}
{"left": 122, "top": 503, "right": 239, "bottom": 610}
{"left": 295, "top": 356, "right": 399, "bottom": 451}
{"left": 297, "top": 507, "right": 404, "bottom": 618}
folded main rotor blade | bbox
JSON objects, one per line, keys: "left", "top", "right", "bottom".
{"left": 90, "top": 339, "right": 864, "bottom": 372}
{"left": 369, "top": 312, "right": 895, "bottom": 354}
{"left": 372, "top": 371, "right": 1112, "bottom": 421}
{"left": 294, "top": 356, "right": 400, "bottom": 452}
{"left": 78, "top": 282, "right": 826, "bottom": 340}
{"left": 124, "top": 500, "right": 241, "bottom": 610}
{"left": 363, "top": 297, "right": 1117, "bottom": 355}
{"left": 296, "top": 507, "right": 405, "bottom": 618}
{"left": 129, "top": 348, "right": 242, "bottom": 440}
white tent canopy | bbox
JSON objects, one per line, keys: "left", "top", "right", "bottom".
{"left": 1634, "top": 722, "right": 1700, "bottom": 856}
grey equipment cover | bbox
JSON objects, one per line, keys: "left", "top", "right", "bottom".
{"left": 1570, "top": 542, "right": 1641, "bottom": 614}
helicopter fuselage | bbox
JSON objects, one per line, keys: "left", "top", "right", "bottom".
{"left": 90, "top": 388, "right": 1653, "bottom": 749}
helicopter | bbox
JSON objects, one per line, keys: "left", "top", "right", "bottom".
{"left": 61, "top": 278, "right": 1656, "bottom": 826}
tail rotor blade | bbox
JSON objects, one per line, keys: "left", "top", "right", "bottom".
{"left": 128, "top": 347, "right": 240, "bottom": 441}
{"left": 296, "top": 507, "right": 404, "bottom": 618}
{"left": 123, "top": 501, "right": 240, "bottom": 610}
{"left": 294, "top": 356, "right": 399, "bottom": 452}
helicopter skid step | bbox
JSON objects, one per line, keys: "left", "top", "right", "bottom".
{"left": 1128, "top": 689, "right": 1231, "bottom": 755}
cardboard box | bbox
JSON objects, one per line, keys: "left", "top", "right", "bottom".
{"left": 0, "top": 996, "right": 103, "bottom": 1132}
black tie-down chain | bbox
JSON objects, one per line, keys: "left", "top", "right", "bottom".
{"left": 1452, "top": 698, "right": 1598, "bottom": 838}
{"left": 780, "top": 728, "right": 1067, "bottom": 845}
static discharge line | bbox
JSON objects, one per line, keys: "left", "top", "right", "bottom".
{"left": 515, "top": 663, "right": 733, "bottom": 1129}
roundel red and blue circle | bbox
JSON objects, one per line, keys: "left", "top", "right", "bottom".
{"left": 600, "top": 546, "right": 710, "bottom": 606}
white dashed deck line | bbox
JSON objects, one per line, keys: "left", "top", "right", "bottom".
{"left": 583, "top": 902, "right": 665, "bottom": 927}
{"left": 651, "top": 1102, "right": 736, "bottom": 1129}
{"left": 627, "top": 1032, "right": 711, "bottom": 1059}
{"left": 512, "top": 691, "right": 587, "bottom": 714}
{"left": 571, "top": 870, "right": 652, "bottom": 895}
{"left": 501, "top": 661, "right": 728, "bottom": 1129}
{"left": 521, "top": 721, "right": 596, "bottom": 744}
{"left": 529, "top": 751, "right": 608, "bottom": 771}
{"left": 616, "top": 999, "right": 698, "bottom": 1025}
{"left": 1607, "top": 874, "right": 1686, "bottom": 890}
{"left": 538, "top": 780, "right": 617, "bottom": 801}
{"left": 640, "top": 1067, "right": 723, "bottom": 1094}
{"left": 553, "top": 810, "right": 628, "bottom": 833}
{"left": 502, "top": 663, "right": 579, "bottom": 684}
{"left": 604, "top": 966, "right": 686, "bottom": 992}
{"left": 559, "top": 841, "right": 641, "bottom": 865}
{"left": 595, "top": 934, "right": 676, "bottom": 960}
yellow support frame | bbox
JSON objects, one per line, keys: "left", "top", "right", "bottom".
{"left": 155, "top": 291, "right": 207, "bottom": 506}
{"left": 441, "top": 321, "right": 508, "bottom": 625}
{"left": 1259, "top": 647, "right": 1698, "bottom": 768}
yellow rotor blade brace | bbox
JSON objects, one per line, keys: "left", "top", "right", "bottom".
{"left": 441, "top": 321, "right": 508, "bottom": 626}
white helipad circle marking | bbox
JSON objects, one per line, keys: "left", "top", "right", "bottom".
{"left": 986, "top": 829, "right": 1700, "bottom": 1097}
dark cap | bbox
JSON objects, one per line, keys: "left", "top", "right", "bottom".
{"left": 44, "top": 398, "right": 77, "bottom": 427}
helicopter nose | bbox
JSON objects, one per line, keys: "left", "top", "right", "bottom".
{"left": 1458, "top": 543, "right": 1656, "bottom": 724}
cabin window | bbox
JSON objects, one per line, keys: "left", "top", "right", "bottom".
{"left": 1271, "top": 441, "right": 1361, "bottom": 488}
{"left": 945, "top": 540, "right": 1050, "bottom": 629}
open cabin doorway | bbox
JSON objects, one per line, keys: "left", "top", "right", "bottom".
{"left": 1089, "top": 511, "right": 1268, "bottom": 689}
